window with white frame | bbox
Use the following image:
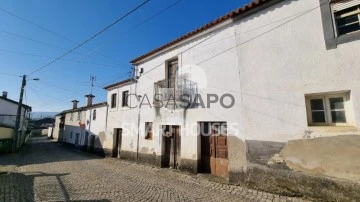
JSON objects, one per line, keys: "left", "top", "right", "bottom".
{"left": 332, "top": 0, "right": 360, "bottom": 36}
{"left": 305, "top": 92, "right": 351, "bottom": 126}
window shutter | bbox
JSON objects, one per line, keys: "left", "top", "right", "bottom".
{"left": 332, "top": 0, "right": 360, "bottom": 11}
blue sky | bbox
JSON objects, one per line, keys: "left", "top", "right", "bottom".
{"left": 0, "top": 0, "right": 248, "bottom": 112}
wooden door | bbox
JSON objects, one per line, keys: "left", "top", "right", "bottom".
{"left": 112, "top": 129, "right": 122, "bottom": 158}
{"left": 201, "top": 122, "right": 228, "bottom": 178}
{"left": 162, "top": 125, "right": 181, "bottom": 169}
{"left": 170, "top": 126, "right": 180, "bottom": 169}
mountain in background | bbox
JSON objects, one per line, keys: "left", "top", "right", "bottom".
{"left": 30, "top": 112, "right": 58, "bottom": 120}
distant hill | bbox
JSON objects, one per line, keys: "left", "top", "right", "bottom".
{"left": 30, "top": 112, "right": 58, "bottom": 120}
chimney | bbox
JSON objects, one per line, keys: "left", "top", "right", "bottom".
{"left": 2, "top": 91, "right": 8, "bottom": 98}
{"left": 71, "top": 100, "right": 79, "bottom": 109}
{"left": 85, "top": 94, "right": 95, "bottom": 107}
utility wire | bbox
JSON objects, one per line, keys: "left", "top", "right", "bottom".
{"left": 27, "top": 0, "right": 151, "bottom": 75}
{"left": 0, "top": 7, "right": 119, "bottom": 64}
{"left": 140, "top": 0, "right": 324, "bottom": 78}
{"left": 0, "top": 28, "right": 116, "bottom": 64}
{"left": 73, "top": 0, "right": 184, "bottom": 62}
{"left": 0, "top": 71, "right": 21, "bottom": 77}
{"left": 0, "top": 48, "right": 122, "bottom": 68}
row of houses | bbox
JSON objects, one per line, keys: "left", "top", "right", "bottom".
{"left": 53, "top": 0, "right": 360, "bottom": 199}
{"left": 0, "top": 91, "right": 31, "bottom": 152}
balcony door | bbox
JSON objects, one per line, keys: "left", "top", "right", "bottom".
{"left": 167, "top": 59, "right": 178, "bottom": 88}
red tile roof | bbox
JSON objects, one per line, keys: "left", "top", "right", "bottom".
{"left": 103, "top": 78, "right": 136, "bottom": 90}
{"left": 130, "top": 0, "right": 273, "bottom": 64}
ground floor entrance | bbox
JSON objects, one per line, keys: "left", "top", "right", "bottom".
{"left": 200, "top": 122, "right": 228, "bottom": 178}
{"left": 113, "top": 128, "right": 122, "bottom": 158}
{"left": 162, "top": 125, "right": 181, "bottom": 169}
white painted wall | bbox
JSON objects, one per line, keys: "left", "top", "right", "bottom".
{"left": 63, "top": 110, "right": 86, "bottom": 145}
{"left": 0, "top": 98, "right": 30, "bottom": 130}
{"left": 233, "top": 0, "right": 360, "bottom": 142}
{"left": 85, "top": 105, "right": 109, "bottom": 149}
{"left": 106, "top": 21, "right": 246, "bottom": 168}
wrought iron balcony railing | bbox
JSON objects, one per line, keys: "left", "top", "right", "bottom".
{"left": 154, "top": 77, "right": 197, "bottom": 105}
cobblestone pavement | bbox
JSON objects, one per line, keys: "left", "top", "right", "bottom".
{"left": 0, "top": 137, "right": 309, "bottom": 202}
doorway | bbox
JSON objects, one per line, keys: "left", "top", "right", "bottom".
{"left": 200, "top": 122, "right": 228, "bottom": 178}
{"left": 84, "top": 132, "right": 89, "bottom": 149}
{"left": 113, "top": 128, "right": 122, "bottom": 158}
{"left": 162, "top": 125, "right": 181, "bottom": 169}
{"left": 88, "top": 135, "right": 95, "bottom": 152}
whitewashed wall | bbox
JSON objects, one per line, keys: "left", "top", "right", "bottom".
{"left": 85, "top": 105, "right": 109, "bottom": 149}
{"left": 233, "top": 0, "right": 360, "bottom": 142}
{"left": 0, "top": 99, "right": 30, "bottom": 130}
{"left": 63, "top": 110, "right": 86, "bottom": 145}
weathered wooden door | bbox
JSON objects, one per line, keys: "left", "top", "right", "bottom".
{"left": 163, "top": 125, "right": 181, "bottom": 169}
{"left": 201, "top": 122, "right": 228, "bottom": 178}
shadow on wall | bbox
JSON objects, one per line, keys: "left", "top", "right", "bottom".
{"left": 83, "top": 131, "right": 109, "bottom": 157}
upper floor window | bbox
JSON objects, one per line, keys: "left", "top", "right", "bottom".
{"left": 77, "top": 111, "right": 81, "bottom": 120}
{"left": 122, "top": 90, "right": 129, "bottom": 107}
{"left": 111, "top": 93, "right": 117, "bottom": 108}
{"left": 166, "top": 59, "right": 178, "bottom": 88}
{"left": 93, "top": 109, "right": 96, "bottom": 120}
{"left": 332, "top": 0, "right": 360, "bottom": 36}
{"left": 70, "top": 112, "right": 74, "bottom": 121}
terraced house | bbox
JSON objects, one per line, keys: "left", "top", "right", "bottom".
{"left": 53, "top": 94, "right": 108, "bottom": 153}
{"left": 99, "top": 0, "right": 360, "bottom": 199}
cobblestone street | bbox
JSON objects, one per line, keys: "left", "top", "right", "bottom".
{"left": 0, "top": 137, "right": 307, "bottom": 202}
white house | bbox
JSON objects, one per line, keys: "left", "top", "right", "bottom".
{"left": 0, "top": 91, "right": 32, "bottom": 152}
{"left": 54, "top": 94, "right": 109, "bottom": 155}
{"left": 104, "top": 0, "right": 360, "bottom": 199}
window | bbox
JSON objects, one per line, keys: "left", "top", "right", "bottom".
{"left": 111, "top": 93, "right": 117, "bottom": 108}
{"left": 145, "top": 122, "right": 153, "bottom": 140}
{"left": 305, "top": 92, "right": 350, "bottom": 126}
{"left": 77, "top": 111, "right": 81, "bottom": 120}
{"left": 122, "top": 91, "right": 129, "bottom": 107}
{"left": 167, "top": 59, "right": 178, "bottom": 88}
{"left": 70, "top": 112, "right": 73, "bottom": 121}
{"left": 93, "top": 109, "right": 96, "bottom": 120}
{"left": 320, "top": 0, "right": 360, "bottom": 49}
{"left": 333, "top": 1, "right": 360, "bottom": 36}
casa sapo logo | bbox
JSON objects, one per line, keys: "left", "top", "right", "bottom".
{"left": 126, "top": 93, "right": 235, "bottom": 109}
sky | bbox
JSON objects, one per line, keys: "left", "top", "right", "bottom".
{"left": 0, "top": 0, "right": 248, "bottom": 112}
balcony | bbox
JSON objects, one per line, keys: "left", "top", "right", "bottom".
{"left": 154, "top": 77, "right": 197, "bottom": 108}
{"left": 0, "top": 115, "right": 16, "bottom": 128}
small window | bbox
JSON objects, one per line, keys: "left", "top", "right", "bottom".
{"left": 70, "top": 131, "right": 73, "bottom": 139}
{"left": 93, "top": 109, "right": 96, "bottom": 120}
{"left": 122, "top": 91, "right": 129, "bottom": 107}
{"left": 332, "top": 1, "right": 360, "bottom": 36}
{"left": 145, "top": 122, "right": 153, "bottom": 140}
{"left": 77, "top": 111, "right": 81, "bottom": 120}
{"left": 305, "top": 92, "right": 350, "bottom": 126}
{"left": 111, "top": 93, "right": 117, "bottom": 108}
{"left": 70, "top": 112, "right": 73, "bottom": 121}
